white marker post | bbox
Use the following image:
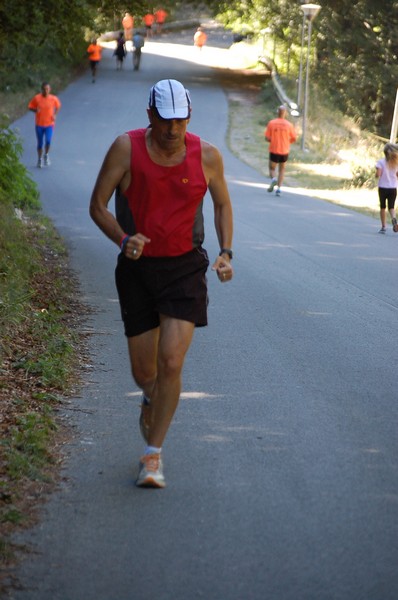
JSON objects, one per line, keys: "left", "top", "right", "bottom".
{"left": 390, "top": 88, "right": 398, "bottom": 143}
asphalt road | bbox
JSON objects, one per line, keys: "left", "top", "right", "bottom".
{"left": 9, "top": 34, "right": 398, "bottom": 600}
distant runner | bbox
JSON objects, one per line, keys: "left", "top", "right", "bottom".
{"left": 193, "top": 27, "right": 207, "bottom": 50}
{"left": 375, "top": 143, "right": 398, "bottom": 234}
{"left": 132, "top": 30, "right": 145, "bottom": 71}
{"left": 143, "top": 12, "right": 155, "bottom": 38}
{"left": 28, "top": 82, "right": 61, "bottom": 168}
{"left": 265, "top": 105, "right": 297, "bottom": 196}
{"left": 154, "top": 8, "right": 167, "bottom": 34}
{"left": 87, "top": 39, "right": 102, "bottom": 83}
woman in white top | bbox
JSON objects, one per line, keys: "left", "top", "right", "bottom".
{"left": 375, "top": 143, "right": 398, "bottom": 233}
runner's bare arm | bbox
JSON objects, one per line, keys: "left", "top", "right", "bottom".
{"left": 202, "top": 141, "right": 233, "bottom": 250}
{"left": 89, "top": 134, "right": 132, "bottom": 246}
{"left": 202, "top": 141, "right": 234, "bottom": 281}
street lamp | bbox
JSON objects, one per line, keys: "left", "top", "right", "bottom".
{"left": 296, "top": 11, "right": 306, "bottom": 110}
{"left": 300, "top": 3, "right": 321, "bottom": 151}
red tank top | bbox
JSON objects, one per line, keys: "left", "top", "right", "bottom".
{"left": 123, "top": 129, "right": 208, "bottom": 257}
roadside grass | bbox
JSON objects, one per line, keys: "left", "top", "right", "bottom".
{"left": 0, "top": 206, "right": 85, "bottom": 574}
{"left": 0, "top": 122, "right": 86, "bottom": 579}
{"left": 3, "top": 410, "right": 58, "bottom": 484}
{"left": 0, "top": 206, "right": 83, "bottom": 554}
{"left": 0, "top": 89, "right": 38, "bottom": 126}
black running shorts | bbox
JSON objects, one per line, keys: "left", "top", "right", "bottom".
{"left": 378, "top": 187, "right": 397, "bottom": 210}
{"left": 115, "top": 247, "right": 210, "bottom": 337}
{"left": 269, "top": 153, "right": 289, "bottom": 163}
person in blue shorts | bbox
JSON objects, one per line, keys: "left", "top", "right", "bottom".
{"left": 28, "top": 82, "right": 61, "bottom": 168}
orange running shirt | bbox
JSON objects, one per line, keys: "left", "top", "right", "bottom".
{"left": 194, "top": 31, "right": 207, "bottom": 47}
{"left": 28, "top": 94, "right": 61, "bottom": 127}
{"left": 155, "top": 9, "right": 167, "bottom": 24}
{"left": 265, "top": 118, "right": 297, "bottom": 155}
{"left": 87, "top": 43, "right": 102, "bottom": 62}
{"left": 122, "top": 14, "right": 134, "bottom": 29}
{"left": 143, "top": 13, "right": 155, "bottom": 26}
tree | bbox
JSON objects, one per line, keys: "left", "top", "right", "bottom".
{"left": 0, "top": 0, "right": 99, "bottom": 90}
{"left": 206, "top": 0, "right": 398, "bottom": 135}
{"left": 315, "top": 0, "right": 398, "bottom": 133}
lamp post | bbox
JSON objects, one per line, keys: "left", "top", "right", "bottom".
{"left": 300, "top": 3, "right": 321, "bottom": 151}
{"left": 297, "top": 11, "right": 306, "bottom": 110}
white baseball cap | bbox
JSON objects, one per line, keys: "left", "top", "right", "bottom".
{"left": 148, "top": 79, "right": 191, "bottom": 120}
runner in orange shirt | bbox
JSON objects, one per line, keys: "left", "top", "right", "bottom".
{"left": 154, "top": 8, "right": 167, "bottom": 34}
{"left": 193, "top": 27, "right": 207, "bottom": 50}
{"left": 28, "top": 82, "right": 61, "bottom": 168}
{"left": 265, "top": 105, "right": 297, "bottom": 196}
{"left": 143, "top": 13, "right": 155, "bottom": 38}
{"left": 87, "top": 39, "right": 102, "bottom": 83}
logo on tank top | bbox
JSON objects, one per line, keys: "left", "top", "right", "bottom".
{"left": 182, "top": 178, "right": 189, "bottom": 183}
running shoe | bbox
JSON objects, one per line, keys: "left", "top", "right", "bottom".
{"left": 136, "top": 453, "right": 165, "bottom": 488}
{"left": 268, "top": 178, "right": 277, "bottom": 193}
{"left": 139, "top": 398, "right": 151, "bottom": 443}
{"left": 379, "top": 226, "right": 386, "bottom": 234}
{"left": 392, "top": 218, "right": 398, "bottom": 233}
{"left": 37, "top": 158, "right": 43, "bottom": 168}
{"left": 44, "top": 154, "right": 51, "bottom": 166}
{"left": 275, "top": 188, "right": 281, "bottom": 197}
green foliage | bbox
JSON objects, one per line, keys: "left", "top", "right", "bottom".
{"left": 314, "top": 0, "right": 398, "bottom": 135}
{"left": 0, "top": 536, "right": 15, "bottom": 562}
{"left": 13, "top": 311, "right": 76, "bottom": 389}
{"left": 2, "top": 412, "right": 57, "bottom": 481}
{"left": 0, "top": 0, "right": 92, "bottom": 561}
{"left": 0, "top": 0, "right": 97, "bottom": 91}
{"left": 211, "top": 0, "right": 398, "bottom": 137}
{"left": 0, "top": 213, "right": 38, "bottom": 339}
{"left": 0, "top": 195, "right": 78, "bottom": 545}
{"left": 1, "top": 508, "right": 24, "bottom": 525}
{"left": 0, "top": 118, "right": 41, "bottom": 341}
{"left": 0, "top": 116, "right": 40, "bottom": 210}
{"left": 348, "top": 166, "right": 376, "bottom": 189}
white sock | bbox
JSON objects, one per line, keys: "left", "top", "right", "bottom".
{"left": 145, "top": 446, "right": 161, "bottom": 455}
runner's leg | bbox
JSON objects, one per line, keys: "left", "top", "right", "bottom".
{"left": 128, "top": 316, "right": 195, "bottom": 448}
{"left": 277, "top": 161, "right": 287, "bottom": 187}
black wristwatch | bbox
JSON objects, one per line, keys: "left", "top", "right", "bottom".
{"left": 219, "top": 248, "right": 233, "bottom": 260}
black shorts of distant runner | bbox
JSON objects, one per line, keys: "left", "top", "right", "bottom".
{"left": 269, "top": 153, "right": 289, "bottom": 163}
{"left": 378, "top": 187, "right": 397, "bottom": 210}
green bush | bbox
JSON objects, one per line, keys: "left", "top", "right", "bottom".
{"left": 0, "top": 116, "right": 40, "bottom": 211}
{"left": 348, "top": 166, "right": 376, "bottom": 189}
